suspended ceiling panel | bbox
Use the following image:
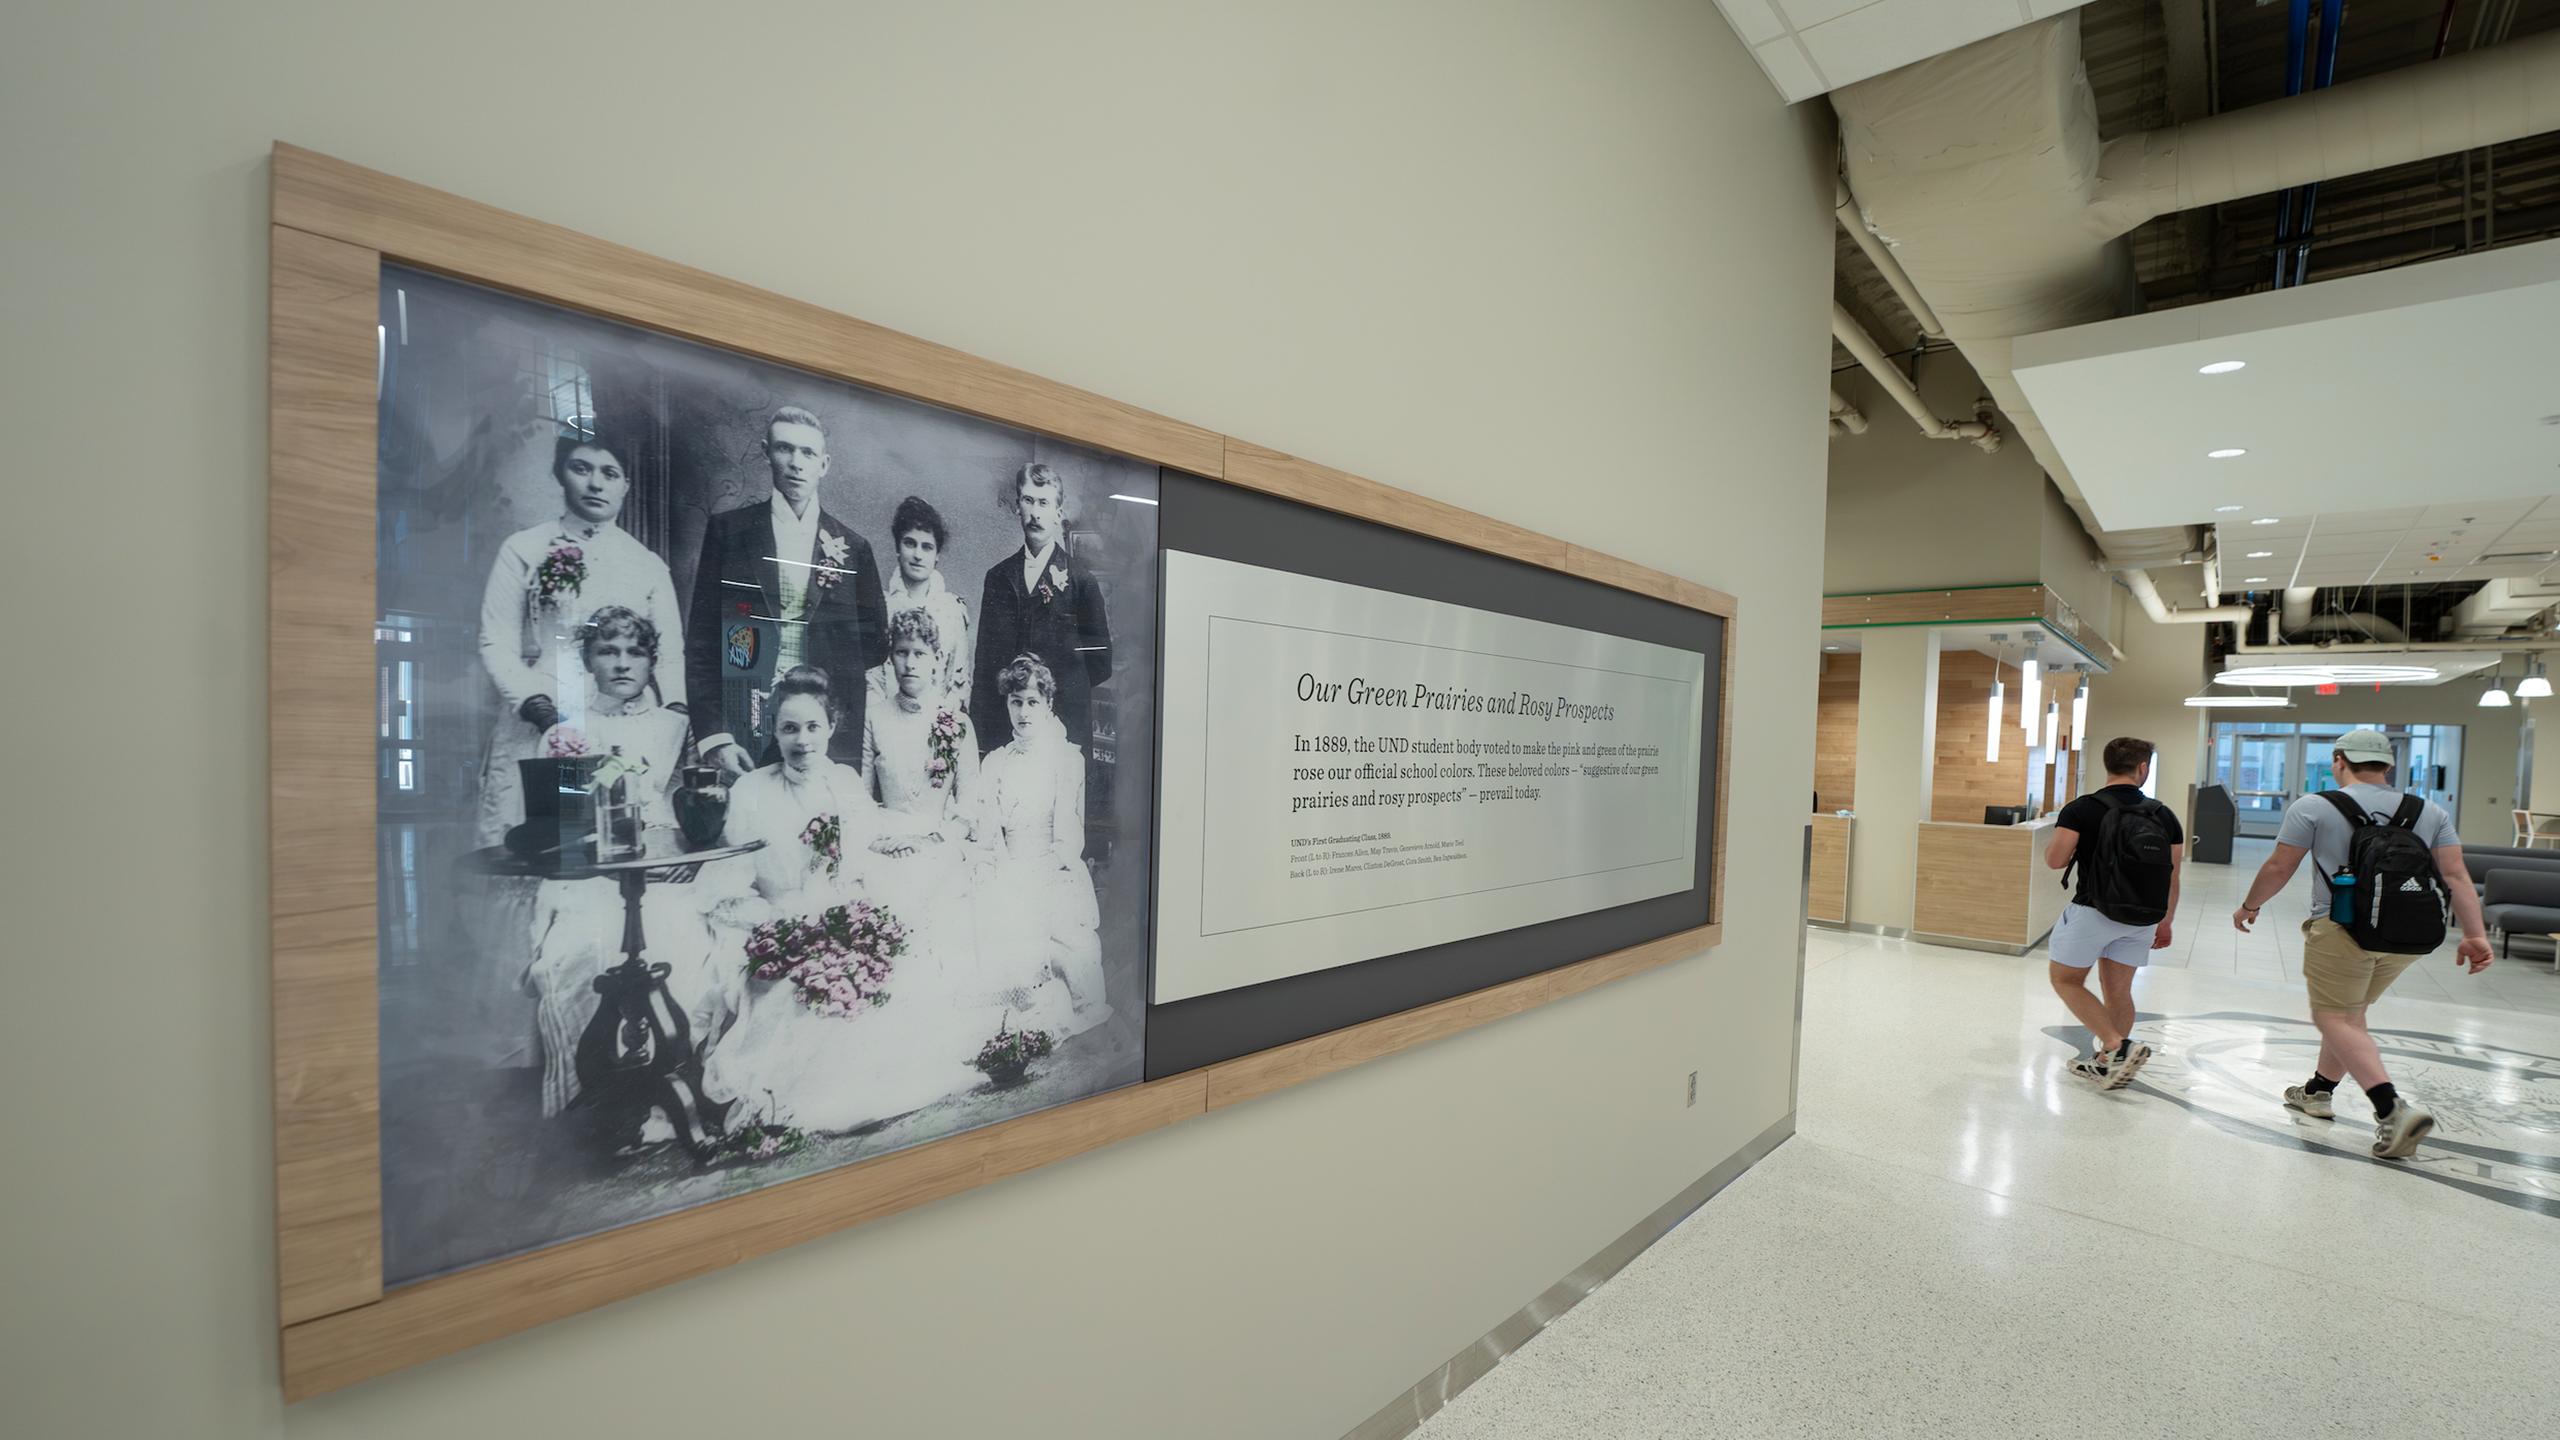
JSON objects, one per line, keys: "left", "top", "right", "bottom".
{"left": 2010, "top": 237, "right": 2560, "bottom": 534}
{"left": 1714, "top": 0, "right": 2089, "bottom": 102}
{"left": 2214, "top": 498, "right": 2560, "bottom": 591}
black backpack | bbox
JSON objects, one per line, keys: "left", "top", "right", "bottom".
{"left": 2068, "top": 787, "right": 2178, "bottom": 925}
{"left": 2315, "top": 789, "right": 2448, "bottom": 954}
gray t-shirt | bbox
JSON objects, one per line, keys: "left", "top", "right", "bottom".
{"left": 2273, "top": 782, "right": 2461, "bottom": 917}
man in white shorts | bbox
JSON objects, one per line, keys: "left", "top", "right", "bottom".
{"left": 2042, "top": 737, "right": 2183, "bottom": 1089}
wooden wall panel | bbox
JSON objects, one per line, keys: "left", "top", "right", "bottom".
{"left": 269, "top": 224, "right": 386, "bottom": 1327}
{"left": 1822, "top": 585, "right": 2045, "bottom": 629}
{"left": 1806, "top": 816, "right": 1850, "bottom": 923}
{"left": 1912, "top": 824, "right": 2035, "bottom": 945}
{"left": 1930, "top": 651, "right": 2030, "bottom": 825}
{"left": 1815, "top": 653, "right": 1859, "bottom": 814}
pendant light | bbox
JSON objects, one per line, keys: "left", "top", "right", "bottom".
{"left": 2044, "top": 698, "right": 2060, "bottom": 753}
{"left": 2020, "top": 645, "right": 2041, "bottom": 739}
{"left": 1985, "top": 638, "right": 2004, "bottom": 764}
{"left": 2519, "top": 659, "right": 2552, "bottom": 699}
{"left": 2480, "top": 676, "right": 2512, "bottom": 708}
{"left": 2070, "top": 679, "right": 2088, "bottom": 751}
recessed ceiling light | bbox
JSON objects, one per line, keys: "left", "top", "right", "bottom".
{"left": 2251, "top": 517, "right": 2281, "bottom": 525}
{"left": 2208, "top": 448, "right": 2248, "bottom": 459}
{"left": 2246, "top": 551, "right": 2273, "bottom": 558}
{"left": 2199, "top": 360, "right": 2247, "bottom": 374}
{"left": 2214, "top": 505, "right": 2245, "bottom": 512}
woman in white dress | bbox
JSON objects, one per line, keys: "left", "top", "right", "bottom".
{"left": 864, "top": 496, "right": 972, "bottom": 711}
{"left": 519, "top": 606, "right": 728, "bottom": 1121}
{"left": 703, "top": 666, "right": 986, "bottom": 1133}
{"left": 474, "top": 437, "right": 689, "bottom": 846}
{"left": 972, "top": 654, "right": 1110, "bottom": 1039}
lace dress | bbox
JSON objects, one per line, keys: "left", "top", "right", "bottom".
{"left": 972, "top": 715, "right": 1109, "bottom": 1040}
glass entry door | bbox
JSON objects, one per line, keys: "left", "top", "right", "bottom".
{"left": 2210, "top": 723, "right": 2464, "bottom": 838}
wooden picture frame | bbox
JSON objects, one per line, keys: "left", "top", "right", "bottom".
{"left": 268, "top": 142, "right": 1735, "bottom": 1400}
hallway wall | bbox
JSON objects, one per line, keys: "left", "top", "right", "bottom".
{"left": 0, "top": 3, "right": 1833, "bottom": 1437}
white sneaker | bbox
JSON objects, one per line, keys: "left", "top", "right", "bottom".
{"left": 2100, "top": 1042, "right": 2152, "bottom": 1091}
{"left": 2282, "top": 1084, "right": 2335, "bottom": 1120}
{"left": 2373, "top": 1098, "right": 2434, "bottom": 1159}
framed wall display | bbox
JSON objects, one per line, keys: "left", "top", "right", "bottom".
{"left": 268, "top": 143, "right": 1733, "bottom": 1399}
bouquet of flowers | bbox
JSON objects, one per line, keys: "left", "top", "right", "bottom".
{"left": 927, "top": 710, "right": 966, "bottom": 788}
{"left": 715, "top": 1120, "right": 807, "bottom": 1163}
{"left": 544, "top": 726, "right": 592, "bottom": 758}
{"left": 800, "top": 813, "right": 843, "bottom": 876}
{"left": 534, "top": 541, "right": 587, "bottom": 603}
{"left": 972, "top": 1022, "right": 1055, "bottom": 1077}
{"left": 744, "top": 900, "right": 906, "bottom": 1019}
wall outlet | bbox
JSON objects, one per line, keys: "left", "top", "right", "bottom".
{"left": 1686, "top": 1071, "right": 1698, "bottom": 1107}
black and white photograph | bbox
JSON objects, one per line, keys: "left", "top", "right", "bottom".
{"left": 373, "top": 265, "right": 1158, "bottom": 1284}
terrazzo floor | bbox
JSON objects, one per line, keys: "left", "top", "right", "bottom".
{"left": 1407, "top": 843, "right": 2560, "bottom": 1438}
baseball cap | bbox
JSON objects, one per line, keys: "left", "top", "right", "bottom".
{"left": 2333, "top": 728, "right": 2395, "bottom": 766}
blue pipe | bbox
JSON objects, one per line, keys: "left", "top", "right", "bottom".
{"left": 2273, "top": 0, "right": 2313, "bottom": 286}
{"left": 2288, "top": 0, "right": 2349, "bottom": 286}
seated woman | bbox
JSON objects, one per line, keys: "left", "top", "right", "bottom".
{"left": 522, "top": 606, "right": 724, "bottom": 1122}
{"left": 866, "top": 495, "right": 972, "bottom": 710}
{"left": 702, "top": 665, "right": 985, "bottom": 1133}
{"left": 972, "top": 653, "right": 1110, "bottom": 1040}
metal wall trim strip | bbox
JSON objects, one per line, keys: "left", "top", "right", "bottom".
{"left": 1340, "top": 1112, "right": 1797, "bottom": 1440}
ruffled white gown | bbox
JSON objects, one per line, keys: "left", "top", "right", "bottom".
{"left": 972, "top": 714, "right": 1110, "bottom": 1041}
{"left": 701, "top": 759, "right": 986, "bottom": 1132}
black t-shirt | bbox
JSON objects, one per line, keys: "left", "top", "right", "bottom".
{"left": 2054, "top": 784, "right": 2184, "bottom": 906}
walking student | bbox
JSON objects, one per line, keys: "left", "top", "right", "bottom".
{"left": 2232, "top": 728, "right": 2492, "bottom": 1159}
{"left": 2043, "top": 736, "right": 2183, "bottom": 1089}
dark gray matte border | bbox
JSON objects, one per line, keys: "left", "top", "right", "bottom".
{"left": 1341, "top": 1112, "right": 1798, "bottom": 1440}
{"left": 1144, "top": 469, "right": 1723, "bottom": 1077}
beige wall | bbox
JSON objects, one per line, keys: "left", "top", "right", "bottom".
{"left": 2038, "top": 480, "right": 2111, "bottom": 626}
{"left": 2081, "top": 566, "right": 2209, "bottom": 825}
{"left": 0, "top": 4, "right": 1832, "bottom": 1437}
{"left": 1825, "top": 350, "right": 2045, "bottom": 595}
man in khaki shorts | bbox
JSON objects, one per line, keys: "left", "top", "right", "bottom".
{"left": 2232, "top": 729, "right": 2492, "bottom": 1157}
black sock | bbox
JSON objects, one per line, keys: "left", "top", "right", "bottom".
{"left": 2304, "top": 1074, "right": 2339, "bottom": 1095}
{"left": 2368, "top": 1082, "right": 2399, "bottom": 1119}
{"left": 2114, "top": 1038, "right": 2133, "bottom": 1057}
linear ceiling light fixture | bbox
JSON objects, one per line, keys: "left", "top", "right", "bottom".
{"left": 2185, "top": 692, "right": 2292, "bottom": 708}
{"left": 2199, "top": 361, "right": 2248, "bottom": 374}
{"left": 2214, "top": 664, "right": 2439, "bottom": 686}
{"left": 2208, "top": 448, "right": 2248, "bottom": 459}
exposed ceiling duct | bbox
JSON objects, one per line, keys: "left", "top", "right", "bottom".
{"left": 1830, "top": 15, "right": 2560, "bottom": 580}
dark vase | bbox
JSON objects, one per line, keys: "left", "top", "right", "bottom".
{"left": 508, "top": 756, "right": 603, "bottom": 856}
{"left": 672, "top": 764, "right": 730, "bottom": 849}
{"left": 983, "top": 1060, "right": 1031, "bottom": 1090}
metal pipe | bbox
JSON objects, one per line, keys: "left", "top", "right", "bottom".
{"left": 2125, "top": 568, "right": 2246, "bottom": 625}
{"left": 1835, "top": 179, "right": 1946, "bottom": 339}
{"left": 1828, "top": 388, "right": 1869, "bottom": 437}
{"left": 1829, "top": 303, "right": 2000, "bottom": 451}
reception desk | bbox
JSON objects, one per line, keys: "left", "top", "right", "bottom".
{"left": 1912, "top": 816, "right": 2072, "bottom": 954}
{"left": 1807, "top": 814, "right": 1851, "bottom": 924}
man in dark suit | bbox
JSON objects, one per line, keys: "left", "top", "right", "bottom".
{"left": 971, "top": 462, "right": 1112, "bottom": 755}
{"left": 686, "top": 405, "right": 887, "bottom": 773}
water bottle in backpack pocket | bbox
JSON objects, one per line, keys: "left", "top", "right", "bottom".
{"left": 2314, "top": 789, "right": 2447, "bottom": 954}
